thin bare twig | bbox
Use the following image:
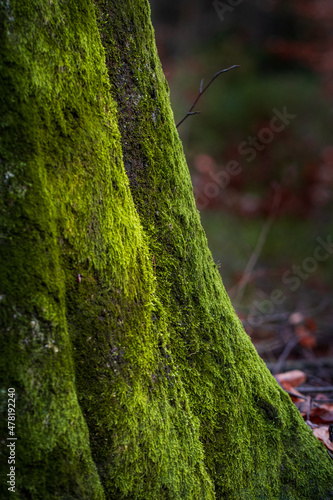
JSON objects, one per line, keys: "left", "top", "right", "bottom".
{"left": 176, "top": 65, "right": 240, "bottom": 128}
{"left": 230, "top": 185, "right": 282, "bottom": 303}
{"left": 266, "top": 356, "right": 333, "bottom": 373}
{"left": 283, "top": 389, "right": 308, "bottom": 401}
{"left": 297, "top": 386, "right": 333, "bottom": 394}
{"left": 273, "top": 335, "right": 299, "bottom": 376}
{"left": 275, "top": 379, "right": 307, "bottom": 401}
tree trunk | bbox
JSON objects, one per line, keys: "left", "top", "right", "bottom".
{"left": 1, "top": 1, "right": 332, "bottom": 499}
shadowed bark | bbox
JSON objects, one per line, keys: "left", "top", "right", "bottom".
{"left": 1, "top": 0, "right": 333, "bottom": 499}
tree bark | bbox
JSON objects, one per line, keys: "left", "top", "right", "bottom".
{"left": 0, "top": 0, "right": 332, "bottom": 499}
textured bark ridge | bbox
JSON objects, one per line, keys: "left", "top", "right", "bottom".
{"left": 0, "top": 0, "right": 333, "bottom": 499}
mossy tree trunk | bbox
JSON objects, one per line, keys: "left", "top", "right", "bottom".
{"left": 0, "top": 0, "right": 332, "bottom": 499}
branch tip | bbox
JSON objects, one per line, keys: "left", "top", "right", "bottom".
{"left": 176, "top": 64, "right": 240, "bottom": 128}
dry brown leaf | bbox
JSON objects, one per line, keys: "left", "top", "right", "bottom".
{"left": 278, "top": 380, "right": 310, "bottom": 411}
{"left": 276, "top": 370, "right": 306, "bottom": 388}
{"left": 309, "top": 404, "right": 333, "bottom": 424}
{"left": 312, "top": 426, "right": 333, "bottom": 451}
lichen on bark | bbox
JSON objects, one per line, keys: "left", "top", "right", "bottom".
{"left": 0, "top": 0, "right": 333, "bottom": 499}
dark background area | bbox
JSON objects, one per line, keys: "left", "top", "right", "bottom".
{"left": 149, "top": 0, "right": 333, "bottom": 374}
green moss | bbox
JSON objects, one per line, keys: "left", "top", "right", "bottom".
{"left": 95, "top": 0, "right": 333, "bottom": 498}
{"left": 0, "top": 2, "right": 110, "bottom": 498}
{"left": 1, "top": 0, "right": 333, "bottom": 498}
{"left": 1, "top": 0, "right": 213, "bottom": 499}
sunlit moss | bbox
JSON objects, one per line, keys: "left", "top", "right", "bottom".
{"left": 1, "top": 0, "right": 333, "bottom": 499}
{"left": 95, "top": 0, "right": 333, "bottom": 498}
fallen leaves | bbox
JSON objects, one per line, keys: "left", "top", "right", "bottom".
{"left": 275, "top": 369, "right": 333, "bottom": 454}
{"left": 276, "top": 369, "right": 306, "bottom": 387}
{"left": 313, "top": 426, "right": 333, "bottom": 452}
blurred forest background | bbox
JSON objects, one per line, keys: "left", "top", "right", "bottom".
{"left": 149, "top": 0, "right": 333, "bottom": 376}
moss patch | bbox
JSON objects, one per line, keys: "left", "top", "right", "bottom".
{"left": 95, "top": 0, "right": 333, "bottom": 498}
{"left": 1, "top": 0, "right": 333, "bottom": 498}
{"left": 1, "top": 0, "right": 213, "bottom": 498}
